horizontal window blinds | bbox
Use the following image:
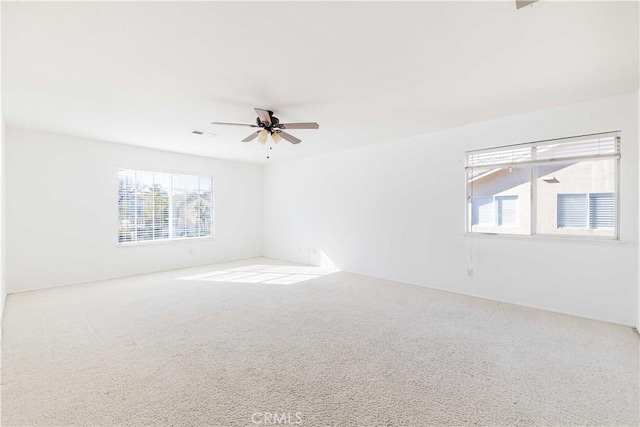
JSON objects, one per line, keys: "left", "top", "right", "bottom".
{"left": 466, "top": 132, "right": 620, "bottom": 169}
{"left": 556, "top": 192, "right": 615, "bottom": 230}
{"left": 557, "top": 194, "right": 587, "bottom": 229}
{"left": 467, "top": 146, "right": 532, "bottom": 169}
{"left": 171, "top": 174, "right": 213, "bottom": 239}
{"left": 472, "top": 197, "right": 494, "bottom": 225}
{"left": 589, "top": 193, "right": 615, "bottom": 230}
{"left": 118, "top": 169, "right": 171, "bottom": 243}
{"left": 496, "top": 195, "right": 518, "bottom": 226}
{"left": 535, "top": 135, "right": 619, "bottom": 162}
{"left": 118, "top": 169, "right": 213, "bottom": 243}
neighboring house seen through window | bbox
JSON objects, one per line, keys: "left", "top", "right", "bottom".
{"left": 466, "top": 132, "right": 619, "bottom": 238}
{"left": 118, "top": 169, "right": 213, "bottom": 243}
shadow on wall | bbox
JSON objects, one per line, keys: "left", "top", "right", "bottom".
{"left": 175, "top": 261, "right": 339, "bottom": 286}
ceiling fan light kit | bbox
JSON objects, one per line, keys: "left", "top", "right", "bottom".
{"left": 271, "top": 131, "right": 282, "bottom": 144}
{"left": 200, "top": 108, "right": 319, "bottom": 159}
{"left": 257, "top": 129, "right": 269, "bottom": 144}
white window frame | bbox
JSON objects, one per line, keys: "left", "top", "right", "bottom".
{"left": 465, "top": 131, "right": 620, "bottom": 240}
{"left": 117, "top": 168, "right": 215, "bottom": 246}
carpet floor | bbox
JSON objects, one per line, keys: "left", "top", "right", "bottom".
{"left": 1, "top": 257, "right": 638, "bottom": 426}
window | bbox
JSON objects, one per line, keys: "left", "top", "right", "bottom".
{"left": 471, "top": 197, "right": 494, "bottom": 225}
{"left": 118, "top": 169, "right": 213, "bottom": 243}
{"left": 496, "top": 195, "right": 518, "bottom": 226}
{"left": 467, "top": 164, "right": 531, "bottom": 235}
{"left": 466, "top": 132, "right": 619, "bottom": 238}
{"left": 557, "top": 194, "right": 587, "bottom": 228}
{"left": 556, "top": 192, "right": 615, "bottom": 230}
{"left": 471, "top": 195, "right": 519, "bottom": 228}
{"left": 589, "top": 193, "right": 615, "bottom": 229}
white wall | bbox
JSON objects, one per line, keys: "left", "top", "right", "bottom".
{"left": 6, "top": 128, "right": 263, "bottom": 293}
{"left": 262, "top": 92, "right": 640, "bottom": 327}
{"left": 0, "top": 120, "right": 6, "bottom": 323}
{"left": 1, "top": 2, "right": 6, "bottom": 325}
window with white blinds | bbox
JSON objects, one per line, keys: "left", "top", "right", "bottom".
{"left": 471, "top": 195, "right": 519, "bottom": 227}
{"left": 589, "top": 193, "right": 615, "bottom": 229}
{"left": 557, "top": 193, "right": 615, "bottom": 230}
{"left": 472, "top": 197, "right": 494, "bottom": 225}
{"left": 118, "top": 169, "right": 213, "bottom": 243}
{"left": 557, "top": 194, "right": 588, "bottom": 228}
{"left": 496, "top": 195, "right": 518, "bottom": 226}
{"left": 466, "top": 131, "right": 619, "bottom": 238}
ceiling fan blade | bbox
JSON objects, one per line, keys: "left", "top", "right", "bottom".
{"left": 277, "top": 131, "right": 302, "bottom": 145}
{"left": 515, "top": 0, "right": 537, "bottom": 9}
{"left": 279, "top": 122, "right": 319, "bottom": 130}
{"left": 241, "top": 131, "right": 260, "bottom": 142}
{"left": 192, "top": 130, "right": 217, "bottom": 137}
{"left": 254, "top": 108, "right": 272, "bottom": 125}
{"left": 211, "top": 121, "right": 258, "bottom": 127}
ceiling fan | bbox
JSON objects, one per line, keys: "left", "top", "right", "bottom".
{"left": 210, "top": 108, "right": 319, "bottom": 145}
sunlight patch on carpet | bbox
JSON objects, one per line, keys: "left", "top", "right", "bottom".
{"left": 175, "top": 264, "right": 339, "bottom": 285}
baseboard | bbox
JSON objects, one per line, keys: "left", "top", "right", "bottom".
{"left": 328, "top": 265, "right": 638, "bottom": 329}
{"left": 6, "top": 254, "right": 264, "bottom": 295}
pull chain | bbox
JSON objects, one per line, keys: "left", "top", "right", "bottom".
{"left": 266, "top": 135, "right": 273, "bottom": 159}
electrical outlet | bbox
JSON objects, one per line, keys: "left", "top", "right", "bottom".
{"left": 467, "top": 268, "right": 473, "bottom": 277}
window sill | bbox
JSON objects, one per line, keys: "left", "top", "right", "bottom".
{"left": 463, "top": 233, "right": 629, "bottom": 246}
{"left": 116, "top": 235, "right": 215, "bottom": 247}
{"left": 463, "top": 232, "right": 624, "bottom": 245}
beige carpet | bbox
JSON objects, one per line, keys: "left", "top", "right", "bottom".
{"left": 1, "top": 257, "right": 638, "bottom": 426}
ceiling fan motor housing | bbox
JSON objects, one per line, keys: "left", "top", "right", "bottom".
{"left": 256, "top": 111, "right": 280, "bottom": 133}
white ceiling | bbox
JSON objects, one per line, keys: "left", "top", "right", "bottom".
{"left": 3, "top": 1, "right": 638, "bottom": 164}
